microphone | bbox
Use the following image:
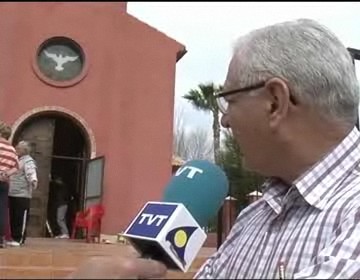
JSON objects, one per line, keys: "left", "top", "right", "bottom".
{"left": 122, "top": 160, "right": 229, "bottom": 272}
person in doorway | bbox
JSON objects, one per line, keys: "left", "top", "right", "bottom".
{"left": 8, "top": 140, "right": 37, "bottom": 247}
{"left": 0, "top": 123, "right": 18, "bottom": 249}
{"left": 51, "top": 175, "right": 70, "bottom": 239}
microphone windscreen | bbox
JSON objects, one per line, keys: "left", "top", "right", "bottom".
{"left": 162, "top": 160, "right": 229, "bottom": 228}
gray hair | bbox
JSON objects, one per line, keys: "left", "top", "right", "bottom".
{"left": 0, "top": 123, "right": 12, "bottom": 140}
{"left": 231, "top": 18, "right": 359, "bottom": 125}
{"left": 17, "top": 140, "right": 32, "bottom": 155}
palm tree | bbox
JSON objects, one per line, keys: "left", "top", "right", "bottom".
{"left": 183, "top": 82, "right": 224, "bottom": 249}
{"left": 183, "top": 82, "right": 223, "bottom": 164}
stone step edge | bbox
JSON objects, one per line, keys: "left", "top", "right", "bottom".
{"left": 0, "top": 266, "right": 200, "bottom": 274}
{"left": 0, "top": 266, "right": 75, "bottom": 270}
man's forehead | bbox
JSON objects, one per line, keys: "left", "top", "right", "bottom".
{"left": 223, "top": 56, "right": 241, "bottom": 90}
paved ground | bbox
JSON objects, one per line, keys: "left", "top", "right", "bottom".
{"left": 0, "top": 238, "right": 215, "bottom": 279}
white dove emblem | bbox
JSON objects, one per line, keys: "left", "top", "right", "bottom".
{"left": 44, "top": 50, "right": 79, "bottom": 71}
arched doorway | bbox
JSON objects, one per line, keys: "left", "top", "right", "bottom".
{"left": 12, "top": 111, "right": 91, "bottom": 238}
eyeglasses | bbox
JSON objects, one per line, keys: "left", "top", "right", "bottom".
{"left": 215, "top": 81, "right": 266, "bottom": 114}
{"left": 215, "top": 81, "right": 297, "bottom": 114}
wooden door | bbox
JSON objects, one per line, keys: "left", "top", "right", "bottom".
{"left": 14, "top": 117, "right": 55, "bottom": 237}
{"left": 83, "top": 156, "right": 105, "bottom": 210}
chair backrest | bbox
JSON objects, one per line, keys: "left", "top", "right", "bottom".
{"left": 86, "top": 204, "right": 105, "bottom": 219}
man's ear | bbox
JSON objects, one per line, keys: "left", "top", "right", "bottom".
{"left": 264, "top": 77, "right": 292, "bottom": 129}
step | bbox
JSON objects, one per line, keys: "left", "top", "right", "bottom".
{"left": 0, "top": 238, "right": 215, "bottom": 279}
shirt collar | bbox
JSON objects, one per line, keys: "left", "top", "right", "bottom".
{"left": 262, "top": 126, "right": 360, "bottom": 213}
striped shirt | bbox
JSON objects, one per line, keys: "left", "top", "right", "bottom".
{"left": 196, "top": 126, "right": 360, "bottom": 279}
{"left": 0, "top": 139, "right": 18, "bottom": 172}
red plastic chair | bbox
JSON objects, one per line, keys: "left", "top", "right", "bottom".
{"left": 71, "top": 204, "right": 104, "bottom": 243}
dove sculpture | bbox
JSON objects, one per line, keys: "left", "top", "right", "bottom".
{"left": 44, "top": 50, "right": 79, "bottom": 71}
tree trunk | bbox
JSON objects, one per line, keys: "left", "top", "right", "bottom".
{"left": 212, "top": 110, "right": 221, "bottom": 164}
{"left": 213, "top": 110, "right": 223, "bottom": 247}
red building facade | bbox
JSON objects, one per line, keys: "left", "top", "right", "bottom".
{"left": 0, "top": 2, "right": 185, "bottom": 236}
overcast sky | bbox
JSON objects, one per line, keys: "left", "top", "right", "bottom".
{"left": 127, "top": 2, "right": 360, "bottom": 132}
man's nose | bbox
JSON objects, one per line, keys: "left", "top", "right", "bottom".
{"left": 220, "top": 113, "right": 230, "bottom": 128}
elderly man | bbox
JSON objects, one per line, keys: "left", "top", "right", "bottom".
{"left": 67, "top": 18, "right": 360, "bottom": 279}
{"left": 7, "top": 140, "right": 38, "bottom": 247}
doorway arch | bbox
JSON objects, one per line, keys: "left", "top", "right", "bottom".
{"left": 10, "top": 106, "right": 96, "bottom": 157}
{"left": 10, "top": 108, "right": 94, "bottom": 238}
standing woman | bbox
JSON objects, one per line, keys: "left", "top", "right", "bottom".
{"left": 0, "top": 123, "right": 18, "bottom": 248}
{"left": 7, "top": 140, "right": 38, "bottom": 247}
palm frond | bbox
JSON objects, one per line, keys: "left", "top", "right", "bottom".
{"left": 183, "top": 82, "right": 223, "bottom": 113}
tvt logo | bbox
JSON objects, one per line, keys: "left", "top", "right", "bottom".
{"left": 138, "top": 213, "right": 169, "bottom": 227}
{"left": 126, "top": 203, "right": 178, "bottom": 238}
{"left": 175, "top": 165, "right": 203, "bottom": 179}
